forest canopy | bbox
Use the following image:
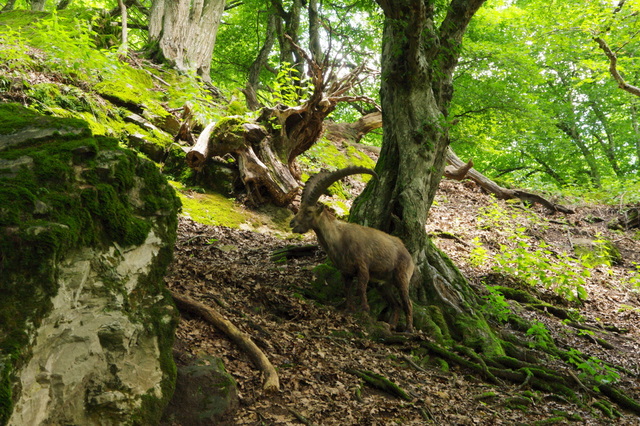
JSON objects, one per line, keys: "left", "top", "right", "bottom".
{"left": 2, "top": 0, "right": 638, "bottom": 201}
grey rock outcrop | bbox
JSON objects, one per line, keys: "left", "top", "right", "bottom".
{"left": 0, "top": 103, "right": 181, "bottom": 425}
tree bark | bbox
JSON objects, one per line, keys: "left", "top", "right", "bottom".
{"left": 308, "top": 0, "right": 322, "bottom": 64}
{"left": 351, "top": 0, "right": 504, "bottom": 356}
{"left": 147, "top": 0, "right": 225, "bottom": 81}
{"left": 31, "top": 0, "right": 45, "bottom": 10}
{"left": 243, "top": 11, "right": 279, "bottom": 111}
{"left": 1, "top": 0, "right": 16, "bottom": 11}
{"left": 187, "top": 49, "right": 376, "bottom": 206}
{"left": 117, "top": 0, "right": 129, "bottom": 56}
{"left": 325, "top": 112, "right": 383, "bottom": 144}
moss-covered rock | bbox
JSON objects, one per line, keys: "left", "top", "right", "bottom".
{"left": 572, "top": 237, "right": 622, "bottom": 266}
{"left": 161, "top": 355, "right": 238, "bottom": 425}
{"left": 0, "top": 104, "right": 181, "bottom": 425}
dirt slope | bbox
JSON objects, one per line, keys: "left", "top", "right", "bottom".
{"left": 164, "top": 179, "right": 640, "bottom": 425}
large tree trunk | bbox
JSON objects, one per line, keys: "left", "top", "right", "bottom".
{"left": 350, "top": 0, "right": 503, "bottom": 355}
{"left": 147, "top": 0, "right": 225, "bottom": 81}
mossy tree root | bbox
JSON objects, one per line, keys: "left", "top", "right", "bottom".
{"left": 422, "top": 339, "right": 640, "bottom": 415}
{"left": 599, "top": 384, "right": 640, "bottom": 416}
{"left": 345, "top": 368, "right": 412, "bottom": 401}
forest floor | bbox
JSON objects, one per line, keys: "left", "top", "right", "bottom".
{"left": 164, "top": 179, "right": 640, "bottom": 425}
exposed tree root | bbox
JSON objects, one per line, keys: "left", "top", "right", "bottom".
{"left": 417, "top": 332, "right": 640, "bottom": 417}
{"left": 345, "top": 368, "right": 412, "bottom": 401}
{"left": 287, "top": 408, "right": 317, "bottom": 426}
{"left": 170, "top": 290, "right": 280, "bottom": 392}
{"left": 600, "top": 384, "right": 640, "bottom": 416}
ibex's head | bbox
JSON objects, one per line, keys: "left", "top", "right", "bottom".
{"left": 289, "top": 166, "right": 378, "bottom": 234}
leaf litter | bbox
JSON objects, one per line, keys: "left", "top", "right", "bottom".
{"left": 164, "top": 179, "right": 640, "bottom": 425}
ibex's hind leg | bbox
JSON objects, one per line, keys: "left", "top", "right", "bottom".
{"left": 398, "top": 280, "right": 413, "bottom": 332}
{"left": 395, "top": 263, "right": 414, "bottom": 333}
{"left": 356, "top": 265, "right": 371, "bottom": 312}
{"left": 342, "top": 273, "right": 357, "bottom": 312}
{"left": 377, "top": 284, "right": 401, "bottom": 329}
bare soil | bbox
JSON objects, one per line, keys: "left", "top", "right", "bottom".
{"left": 164, "top": 179, "right": 640, "bottom": 425}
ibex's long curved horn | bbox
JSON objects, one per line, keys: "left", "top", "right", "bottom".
{"left": 301, "top": 166, "right": 378, "bottom": 206}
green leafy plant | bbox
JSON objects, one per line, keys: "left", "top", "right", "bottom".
{"left": 566, "top": 349, "right": 620, "bottom": 387}
{"left": 525, "top": 321, "right": 553, "bottom": 349}
{"left": 261, "top": 62, "right": 314, "bottom": 107}
{"left": 0, "top": 26, "right": 32, "bottom": 69}
{"left": 471, "top": 204, "right": 591, "bottom": 302}
{"left": 626, "top": 262, "right": 640, "bottom": 290}
{"left": 481, "top": 286, "right": 511, "bottom": 323}
{"left": 474, "top": 229, "right": 589, "bottom": 302}
{"left": 469, "top": 237, "right": 489, "bottom": 267}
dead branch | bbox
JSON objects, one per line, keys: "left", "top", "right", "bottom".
{"left": 170, "top": 290, "right": 280, "bottom": 393}
{"left": 445, "top": 147, "right": 574, "bottom": 214}
{"left": 185, "top": 122, "right": 215, "bottom": 170}
{"left": 594, "top": 36, "right": 640, "bottom": 97}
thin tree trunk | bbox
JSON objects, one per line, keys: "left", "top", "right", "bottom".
{"left": 56, "top": 0, "right": 71, "bottom": 9}
{"left": 117, "top": 0, "right": 128, "bottom": 56}
{"left": 589, "top": 101, "right": 621, "bottom": 176}
{"left": 308, "top": 0, "right": 322, "bottom": 64}
{"left": 271, "top": 0, "right": 305, "bottom": 94}
{"left": 631, "top": 102, "right": 640, "bottom": 173}
{"left": 1, "top": 0, "right": 17, "bottom": 11}
{"left": 243, "top": 11, "right": 278, "bottom": 111}
{"left": 556, "top": 122, "right": 602, "bottom": 187}
{"left": 31, "top": 0, "right": 45, "bottom": 11}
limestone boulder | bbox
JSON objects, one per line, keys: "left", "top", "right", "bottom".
{"left": 0, "top": 103, "right": 181, "bottom": 425}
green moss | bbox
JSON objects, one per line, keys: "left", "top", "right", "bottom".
{"left": 0, "top": 103, "right": 89, "bottom": 136}
{"left": 171, "top": 181, "right": 247, "bottom": 227}
{"left": 299, "top": 138, "right": 375, "bottom": 173}
{"left": 0, "top": 105, "right": 181, "bottom": 421}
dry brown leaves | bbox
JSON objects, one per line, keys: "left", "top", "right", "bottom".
{"left": 164, "top": 179, "right": 640, "bottom": 425}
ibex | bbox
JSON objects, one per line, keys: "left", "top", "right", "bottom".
{"left": 290, "top": 166, "right": 414, "bottom": 332}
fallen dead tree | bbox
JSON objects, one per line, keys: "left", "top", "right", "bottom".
{"left": 444, "top": 147, "right": 575, "bottom": 214}
{"left": 181, "top": 37, "right": 379, "bottom": 206}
